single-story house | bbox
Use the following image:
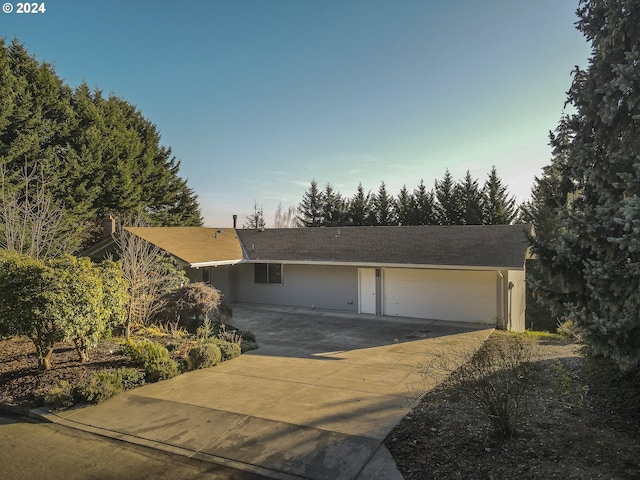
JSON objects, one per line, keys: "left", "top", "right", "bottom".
{"left": 90, "top": 221, "right": 532, "bottom": 332}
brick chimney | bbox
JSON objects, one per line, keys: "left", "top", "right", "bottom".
{"left": 102, "top": 214, "right": 116, "bottom": 238}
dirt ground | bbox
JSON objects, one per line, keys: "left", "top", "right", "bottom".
{"left": 1, "top": 332, "right": 639, "bottom": 480}
{"left": 386, "top": 332, "right": 640, "bottom": 480}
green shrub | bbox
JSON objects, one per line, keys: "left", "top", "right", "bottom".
{"left": 43, "top": 381, "right": 74, "bottom": 410}
{"left": 123, "top": 339, "right": 179, "bottom": 383}
{"left": 188, "top": 343, "right": 222, "bottom": 370}
{"left": 125, "top": 339, "right": 168, "bottom": 365}
{"left": 207, "top": 337, "right": 241, "bottom": 361}
{"left": 241, "top": 330, "right": 256, "bottom": 343}
{"left": 241, "top": 339, "right": 258, "bottom": 353}
{"left": 145, "top": 358, "right": 180, "bottom": 382}
{"left": 75, "top": 371, "right": 123, "bottom": 404}
{"left": 117, "top": 367, "right": 145, "bottom": 389}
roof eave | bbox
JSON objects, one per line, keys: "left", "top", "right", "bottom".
{"left": 241, "top": 259, "right": 525, "bottom": 271}
{"left": 189, "top": 259, "right": 244, "bottom": 268}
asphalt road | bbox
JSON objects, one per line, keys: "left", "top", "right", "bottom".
{"left": 0, "top": 412, "right": 271, "bottom": 480}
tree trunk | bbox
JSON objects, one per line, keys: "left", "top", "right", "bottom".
{"left": 38, "top": 346, "right": 54, "bottom": 371}
{"left": 73, "top": 338, "right": 89, "bottom": 362}
{"left": 125, "top": 319, "right": 131, "bottom": 341}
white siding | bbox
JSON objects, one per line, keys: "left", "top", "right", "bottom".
{"left": 383, "top": 268, "right": 496, "bottom": 324}
{"left": 507, "top": 269, "right": 526, "bottom": 332}
{"left": 233, "top": 263, "right": 359, "bottom": 311}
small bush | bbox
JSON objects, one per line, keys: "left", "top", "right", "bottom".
{"left": 556, "top": 319, "right": 581, "bottom": 340}
{"left": 241, "top": 330, "right": 256, "bottom": 343}
{"left": 458, "top": 334, "right": 536, "bottom": 438}
{"left": 44, "top": 381, "right": 74, "bottom": 410}
{"left": 188, "top": 343, "right": 222, "bottom": 370}
{"left": 123, "top": 339, "right": 179, "bottom": 383}
{"left": 241, "top": 339, "right": 258, "bottom": 353}
{"left": 117, "top": 367, "right": 145, "bottom": 389}
{"left": 75, "top": 371, "right": 123, "bottom": 404}
{"left": 217, "top": 323, "right": 243, "bottom": 345}
{"left": 207, "top": 337, "right": 241, "bottom": 361}
{"left": 125, "top": 339, "right": 169, "bottom": 365}
{"left": 420, "top": 332, "right": 536, "bottom": 439}
{"left": 145, "top": 358, "right": 180, "bottom": 382}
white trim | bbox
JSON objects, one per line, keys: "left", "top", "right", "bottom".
{"left": 190, "top": 259, "right": 244, "bottom": 268}
{"left": 239, "top": 259, "right": 524, "bottom": 271}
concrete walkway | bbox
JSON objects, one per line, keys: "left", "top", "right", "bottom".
{"left": 39, "top": 304, "right": 493, "bottom": 480}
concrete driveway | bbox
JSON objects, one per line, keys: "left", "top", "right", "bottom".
{"left": 41, "top": 304, "right": 493, "bottom": 480}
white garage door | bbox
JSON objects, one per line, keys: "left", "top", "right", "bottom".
{"left": 383, "top": 268, "right": 496, "bottom": 323}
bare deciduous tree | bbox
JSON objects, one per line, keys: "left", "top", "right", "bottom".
{"left": 273, "top": 202, "right": 299, "bottom": 228}
{"left": 113, "top": 214, "right": 186, "bottom": 339}
{"left": 243, "top": 200, "right": 266, "bottom": 229}
{"left": 0, "top": 161, "right": 84, "bottom": 259}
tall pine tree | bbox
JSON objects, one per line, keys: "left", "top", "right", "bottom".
{"left": 455, "top": 171, "right": 485, "bottom": 225}
{"left": 297, "top": 180, "right": 323, "bottom": 227}
{"left": 371, "top": 181, "right": 395, "bottom": 226}
{"left": 531, "top": 0, "right": 640, "bottom": 370}
{"left": 435, "top": 169, "right": 461, "bottom": 225}
{"left": 483, "top": 166, "right": 517, "bottom": 225}
{"left": 411, "top": 180, "right": 437, "bottom": 225}
{"left": 394, "top": 185, "right": 414, "bottom": 226}
{"left": 347, "top": 183, "right": 373, "bottom": 226}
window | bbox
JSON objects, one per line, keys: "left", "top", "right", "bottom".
{"left": 254, "top": 263, "right": 282, "bottom": 284}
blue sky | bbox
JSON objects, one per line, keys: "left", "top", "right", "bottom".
{"left": 2, "top": 1, "right": 591, "bottom": 226}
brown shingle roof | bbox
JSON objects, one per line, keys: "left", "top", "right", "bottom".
{"left": 236, "top": 224, "right": 532, "bottom": 269}
{"left": 124, "top": 227, "right": 243, "bottom": 267}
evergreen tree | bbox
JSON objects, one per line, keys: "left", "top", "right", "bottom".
{"left": 348, "top": 183, "right": 372, "bottom": 226}
{"left": 322, "top": 183, "right": 346, "bottom": 227}
{"left": 0, "top": 38, "right": 202, "bottom": 234}
{"left": 394, "top": 185, "right": 414, "bottom": 226}
{"left": 531, "top": 0, "right": 640, "bottom": 370}
{"left": 297, "top": 180, "right": 323, "bottom": 227}
{"left": 455, "top": 171, "right": 485, "bottom": 225}
{"left": 371, "top": 181, "right": 395, "bottom": 226}
{"left": 411, "top": 180, "right": 437, "bottom": 225}
{"left": 435, "top": 169, "right": 462, "bottom": 225}
{"left": 483, "top": 166, "right": 517, "bottom": 224}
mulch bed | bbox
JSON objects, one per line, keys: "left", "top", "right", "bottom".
{"left": 386, "top": 333, "right": 640, "bottom": 480}
{"left": 0, "top": 337, "right": 136, "bottom": 407}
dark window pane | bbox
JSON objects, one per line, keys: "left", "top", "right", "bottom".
{"left": 268, "top": 264, "right": 282, "bottom": 284}
{"left": 255, "top": 263, "right": 268, "bottom": 283}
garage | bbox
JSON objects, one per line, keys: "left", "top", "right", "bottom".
{"left": 382, "top": 268, "right": 497, "bottom": 324}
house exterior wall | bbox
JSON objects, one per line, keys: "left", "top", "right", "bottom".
{"left": 209, "top": 265, "right": 232, "bottom": 298}
{"left": 186, "top": 267, "right": 203, "bottom": 284}
{"left": 184, "top": 261, "right": 525, "bottom": 331}
{"left": 507, "top": 269, "right": 526, "bottom": 332}
{"left": 232, "top": 263, "right": 359, "bottom": 311}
